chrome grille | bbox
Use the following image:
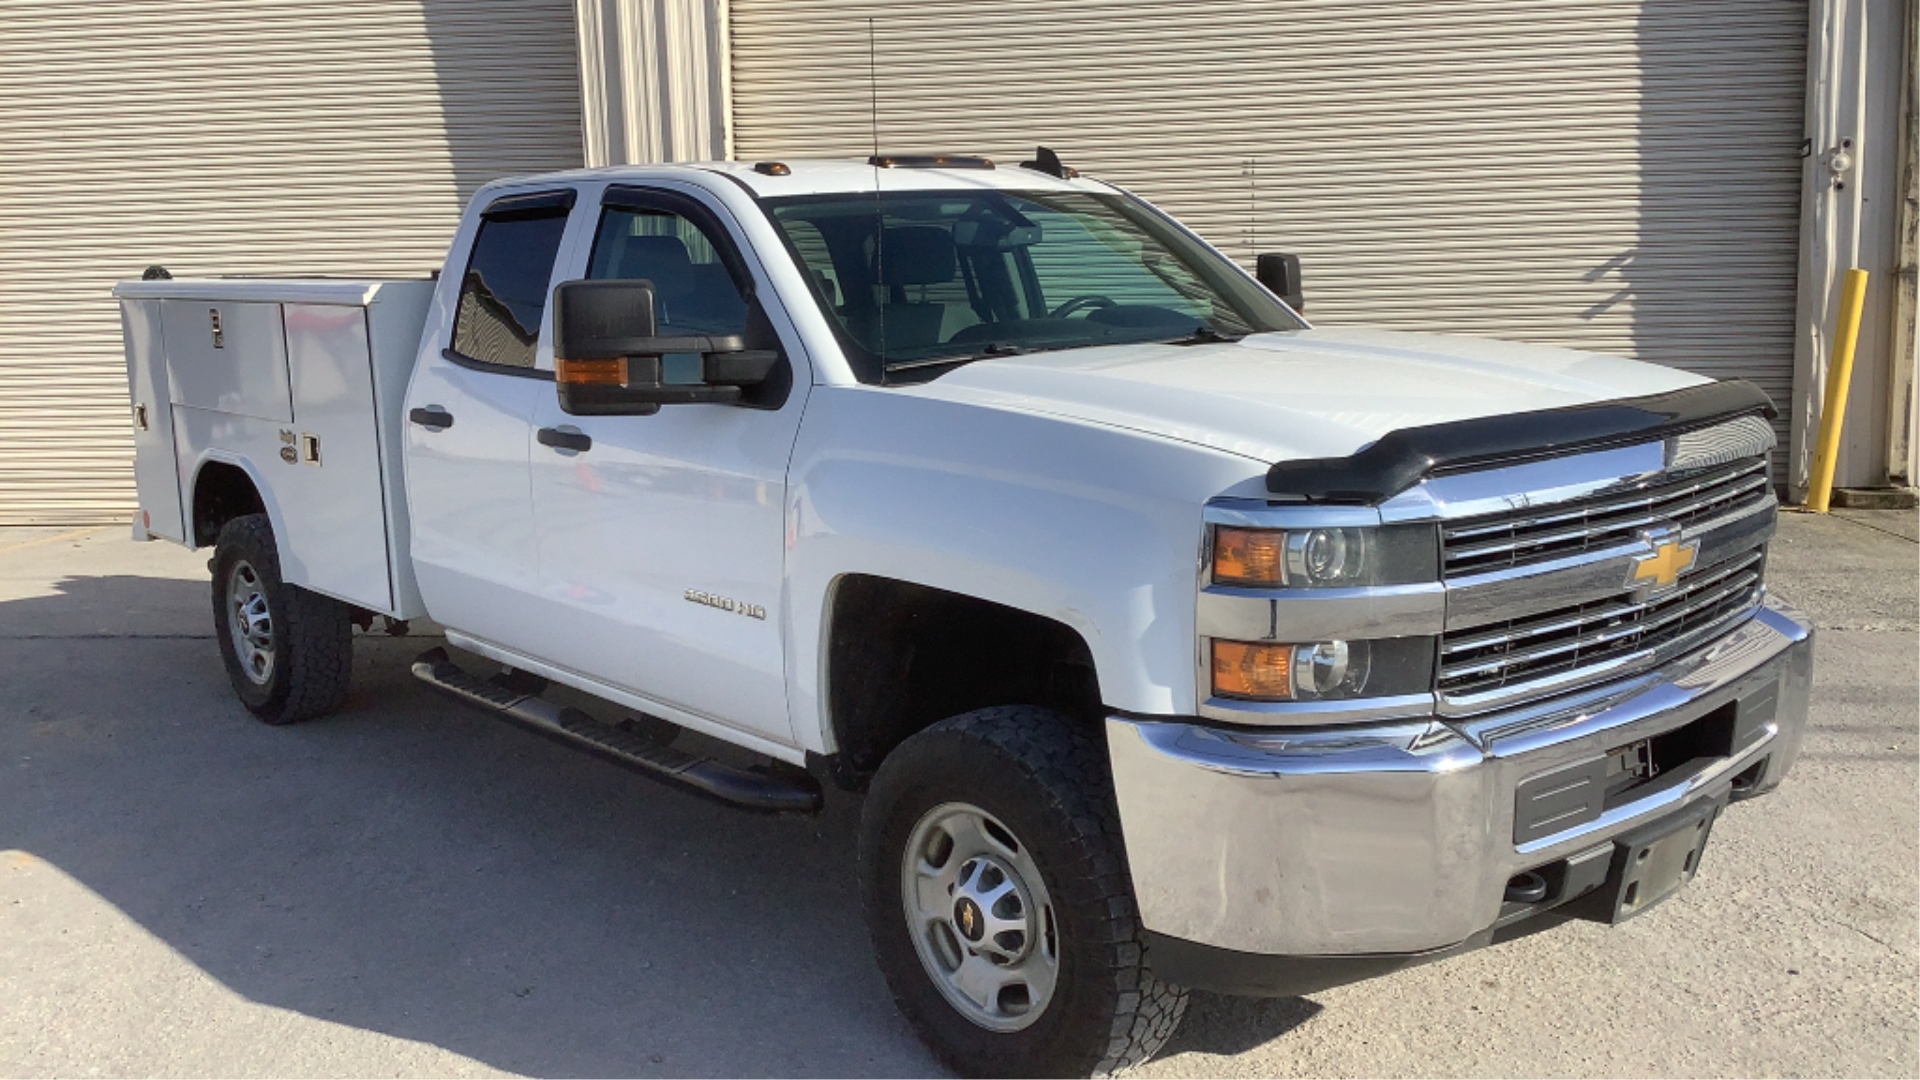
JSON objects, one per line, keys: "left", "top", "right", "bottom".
{"left": 1438, "top": 547, "right": 1766, "bottom": 699}
{"left": 1442, "top": 457, "right": 1771, "bottom": 578}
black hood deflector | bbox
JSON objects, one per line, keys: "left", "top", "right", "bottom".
{"left": 1265, "top": 380, "right": 1776, "bottom": 505}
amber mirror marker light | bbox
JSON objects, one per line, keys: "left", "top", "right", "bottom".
{"left": 556, "top": 356, "right": 628, "bottom": 385}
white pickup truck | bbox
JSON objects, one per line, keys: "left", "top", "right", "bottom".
{"left": 117, "top": 152, "right": 1813, "bottom": 1077}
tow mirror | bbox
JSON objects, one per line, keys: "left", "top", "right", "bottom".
{"left": 551, "top": 278, "right": 787, "bottom": 416}
{"left": 1255, "top": 253, "right": 1304, "bottom": 313}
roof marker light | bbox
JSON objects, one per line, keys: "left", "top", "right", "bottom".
{"left": 867, "top": 155, "right": 995, "bottom": 170}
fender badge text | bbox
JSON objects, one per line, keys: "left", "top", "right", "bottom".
{"left": 685, "top": 589, "right": 766, "bottom": 620}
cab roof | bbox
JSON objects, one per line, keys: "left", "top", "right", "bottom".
{"left": 486, "top": 158, "right": 1099, "bottom": 200}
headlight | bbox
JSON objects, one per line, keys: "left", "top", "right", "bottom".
{"left": 1210, "top": 636, "right": 1436, "bottom": 702}
{"left": 1211, "top": 524, "right": 1437, "bottom": 588}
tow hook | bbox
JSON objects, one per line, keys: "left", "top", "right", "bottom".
{"left": 1504, "top": 870, "right": 1549, "bottom": 904}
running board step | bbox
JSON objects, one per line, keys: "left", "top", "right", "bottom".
{"left": 410, "top": 647, "right": 821, "bottom": 814}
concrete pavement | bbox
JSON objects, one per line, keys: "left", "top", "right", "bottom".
{"left": 0, "top": 513, "right": 1914, "bottom": 1077}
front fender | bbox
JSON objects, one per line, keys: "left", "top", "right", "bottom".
{"left": 784, "top": 385, "right": 1263, "bottom": 752}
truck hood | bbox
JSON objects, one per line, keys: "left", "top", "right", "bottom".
{"left": 909, "top": 327, "right": 1709, "bottom": 465}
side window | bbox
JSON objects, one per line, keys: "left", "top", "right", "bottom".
{"left": 587, "top": 205, "right": 748, "bottom": 338}
{"left": 450, "top": 198, "right": 572, "bottom": 369}
{"left": 781, "top": 218, "right": 840, "bottom": 313}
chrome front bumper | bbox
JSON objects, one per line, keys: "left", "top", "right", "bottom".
{"left": 1107, "top": 598, "right": 1813, "bottom": 961}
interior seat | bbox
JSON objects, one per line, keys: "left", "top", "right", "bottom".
{"left": 865, "top": 225, "right": 955, "bottom": 352}
{"left": 611, "top": 234, "right": 745, "bottom": 334}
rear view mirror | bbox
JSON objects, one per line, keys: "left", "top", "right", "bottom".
{"left": 551, "top": 279, "right": 786, "bottom": 416}
{"left": 952, "top": 218, "right": 1042, "bottom": 250}
{"left": 1256, "top": 253, "right": 1304, "bottom": 313}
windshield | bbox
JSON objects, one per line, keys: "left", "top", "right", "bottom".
{"left": 763, "top": 189, "right": 1303, "bottom": 382}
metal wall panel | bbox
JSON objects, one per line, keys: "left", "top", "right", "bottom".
{"left": 729, "top": 0, "right": 1808, "bottom": 461}
{"left": 0, "top": 0, "right": 583, "bottom": 524}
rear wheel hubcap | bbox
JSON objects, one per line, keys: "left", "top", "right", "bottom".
{"left": 227, "top": 561, "right": 275, "bottom": 686}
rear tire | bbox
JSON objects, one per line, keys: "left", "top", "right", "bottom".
{"left": 209, "top": 514, "right": 352, "bottom": 724}
{"left": 860, "top": 706, "right": 1187, "bottom": 1078}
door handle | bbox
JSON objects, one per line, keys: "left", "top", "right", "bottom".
{"left": 409, "top": 406, "right": 455, "bottom": 429}
{"left": 537, "top": 426, "right": 592, "bottom": 453}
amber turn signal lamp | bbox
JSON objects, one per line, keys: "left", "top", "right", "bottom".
{"left": 1211, "top": 640, "right": 1294, "bottom": 700}
{"left": 555, "top": 357, "right": 628, "bottom": 386}
{"left": 1213, "top": 526, "right": 1285, "bottom": 586}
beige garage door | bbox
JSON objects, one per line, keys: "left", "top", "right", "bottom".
{"left": 0, "top": 0, "right": 583, "bottom": 524}
{"left": 729, "top": 0, "right": 1809, "bottom": 459}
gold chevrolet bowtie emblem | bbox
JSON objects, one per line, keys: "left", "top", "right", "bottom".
{"left": 1628, "top": 529, "right": 1698, "bottom": 597}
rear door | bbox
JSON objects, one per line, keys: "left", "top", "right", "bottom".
{"left": 526, "top": 184, "right": 809, "bottom": 746}
{"left": 405, "top": 189, "right": 578, "bottom": 655}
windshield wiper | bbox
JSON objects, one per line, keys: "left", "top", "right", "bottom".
{"left": 1165, "top": 326, "right": 1245, "bottom": 346}
{"left": 886, "top": 342, "right": 1032, "bottom": 374}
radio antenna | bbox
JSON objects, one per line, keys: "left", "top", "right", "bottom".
{"left": 868, "top": 17, "right": 887, "bottom": 377}
{"left": 1244, "top": 158, "right": 1258, "bottom": 257}
{"left": 867, "top": 17, "right": 881, "bottom": 159}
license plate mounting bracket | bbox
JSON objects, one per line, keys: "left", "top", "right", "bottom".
{"left": 1598, "top": 797, "right": 1724, "bottom": 923}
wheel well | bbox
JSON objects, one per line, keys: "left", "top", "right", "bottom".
{"left": 824, "top": 574, "right": 1101, "bottom": 788}
{"left": 190, "top": 461, "right": 265, "bottom": 547}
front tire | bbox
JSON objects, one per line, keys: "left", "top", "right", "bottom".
{"left": 860, "top": 706, "right": 1187, "bottom": 1078}
{"left": 210, "top": 514, "right": 352, "bottom": 724}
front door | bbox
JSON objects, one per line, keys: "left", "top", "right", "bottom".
{"left": 406, "top": 189, "right": 577, "bottom": 656}
{"left": 527, "top": 185, "right": 809, "bottom": 747}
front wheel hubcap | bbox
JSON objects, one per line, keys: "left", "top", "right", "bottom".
{"left": 902, "top": 802, "right": 1059, "bottom": 1032}
{"left": 227, "top": 561, "right": 275, "bottom": 686}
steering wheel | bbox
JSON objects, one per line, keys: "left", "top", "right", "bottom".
{"left": 1048, "top": 294, "right": 1117, "bottom": 319}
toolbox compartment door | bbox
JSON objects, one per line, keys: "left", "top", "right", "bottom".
{"left": 273, "top": 302, "right": 395, "bottom": 612}
{"left": 119, "top": 298, "right": 186, "bottom": 542}
{"left": 162, "top": 299, "right": 292, "bottom": 423}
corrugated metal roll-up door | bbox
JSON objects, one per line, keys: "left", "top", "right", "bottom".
{"left": 729, "top": 0, "right": 1808, "bottom": 460}
{"left": 0, "top": 0, "right": 582, "bottom": 524}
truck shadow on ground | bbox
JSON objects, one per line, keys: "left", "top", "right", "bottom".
{"left": 0, "top": 574, "right": 1317, "bottom": 1076}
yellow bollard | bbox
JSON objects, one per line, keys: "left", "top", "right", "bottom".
{"left": 1805, "top": 268, "right": 1870, "bottom": 513}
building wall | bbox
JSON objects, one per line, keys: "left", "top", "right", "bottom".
{"left": 726, "top": 0, "right": 1812, "bottom": 473}
{"left": 1791, "top": 0, "right": 1915, "bottom": 495}
{"left": 0, "top": 0, "right": 584, "bottom": 524}
{"left": 2, "top": 0, "right": 1912, "bottom": 524}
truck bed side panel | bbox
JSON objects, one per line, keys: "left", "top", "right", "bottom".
{"left": 120, "top": 299, "right": 186, "bottom": 542}
{"left": 119, "top": 277, "right": 433, "bottom": 619}
{"left": 365, "top": 285, "right": 434, "bottom": 617}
